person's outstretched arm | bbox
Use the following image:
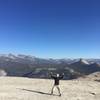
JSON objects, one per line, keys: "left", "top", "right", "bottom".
{"left": 50, "top": 72, "right": 56, "bottom": 79}
{"left": 59, "top": 73, "right": 64, "bottom": 79}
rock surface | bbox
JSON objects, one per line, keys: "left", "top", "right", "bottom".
{"left": 0, "top": 77, "right": 100, "bottom": 100}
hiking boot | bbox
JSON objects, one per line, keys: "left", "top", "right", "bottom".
{"left": 59, "top": 93, "right": 61, "bottom": 96}
{"left": 51, "top": 91, "right": 53, "bottom": 95}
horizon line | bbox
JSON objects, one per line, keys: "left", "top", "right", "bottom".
{"left": 0, "top": 53, "right": 100, "bottom": 59}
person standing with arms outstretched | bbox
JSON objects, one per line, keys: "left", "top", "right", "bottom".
{"left": 50, "top": 72, "right": 64, "bottom": 96}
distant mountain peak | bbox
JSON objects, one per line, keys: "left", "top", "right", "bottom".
{"left": 79, "top": 59, "right": 89, "bottom": 65}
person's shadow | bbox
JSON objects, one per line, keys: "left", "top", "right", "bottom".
{"left": 17, "top": 88, "right": 58, "bottom": 96}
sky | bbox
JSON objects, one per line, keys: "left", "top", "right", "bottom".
{"left": 0, "top": 0, "right": 100, "bottom": 58}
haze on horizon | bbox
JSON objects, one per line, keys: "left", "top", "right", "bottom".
{"left": 0, "top": 0, "right": 100, "bottom": 59}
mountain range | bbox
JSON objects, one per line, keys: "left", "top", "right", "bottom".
{"left": 0, "top": 53, "right": 100, "bottom": 79}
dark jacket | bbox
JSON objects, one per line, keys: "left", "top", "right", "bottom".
{"left": 51, "top": 74, "right": 64, "bottom": 85}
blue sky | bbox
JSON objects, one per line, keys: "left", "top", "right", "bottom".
{"left": 0, "top": 0, "right": 100, "bottom": 58}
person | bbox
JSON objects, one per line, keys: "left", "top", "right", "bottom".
{"left": 50, "top": 72, "right": 64, "bottom": 96}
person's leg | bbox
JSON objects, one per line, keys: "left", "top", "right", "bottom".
{"left": 56, "top": 85, "right": 61, "bottom": 96}
{"left": 51, "top": 85, "right": 55, "bottom": 94}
